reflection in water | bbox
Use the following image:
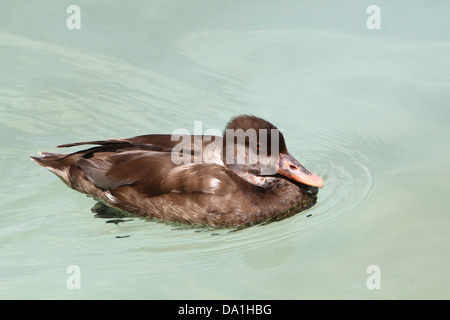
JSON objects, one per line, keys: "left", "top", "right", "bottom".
{"left": 91, "top": 201, "right": 130, "bottom": 220}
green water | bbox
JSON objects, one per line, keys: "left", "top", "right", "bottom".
{"left": 1, "top": 0, "right": 449, "bottom": 299}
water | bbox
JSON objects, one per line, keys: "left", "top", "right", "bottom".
{"left": 1, "top": 0, "right": 449, "bottom": 299}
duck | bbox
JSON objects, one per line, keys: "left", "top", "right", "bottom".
{"left": 31, "top": 115, "right": 323, "bottom": 226}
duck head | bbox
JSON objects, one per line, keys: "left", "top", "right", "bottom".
{"left": 222, "top": 115, "right": 323, "bottom": 188}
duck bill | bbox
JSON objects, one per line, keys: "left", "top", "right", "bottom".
{"left": 276, "top": 153, "right": 323, "bottom": 188}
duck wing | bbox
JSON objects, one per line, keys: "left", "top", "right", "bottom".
{"left": 51, "top": 134, "right": 238, "bottom": 197}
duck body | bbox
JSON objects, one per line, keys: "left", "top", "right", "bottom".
{"left": 31, "top": 115, "right": 323, "bottom": 226}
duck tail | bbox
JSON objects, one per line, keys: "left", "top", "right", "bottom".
{"left": 31, "top": 152, "right": 73, "bottom": 185}
{"left": 31, "top": 151, "right": 64, "bottom": 166}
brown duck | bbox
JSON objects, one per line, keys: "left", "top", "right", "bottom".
{"left": 31, "top": 115, "right": 323, "bottom": 226}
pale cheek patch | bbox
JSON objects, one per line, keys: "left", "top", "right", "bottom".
{"left": 235, "top": 172, "right": 274, "bottom": 187}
